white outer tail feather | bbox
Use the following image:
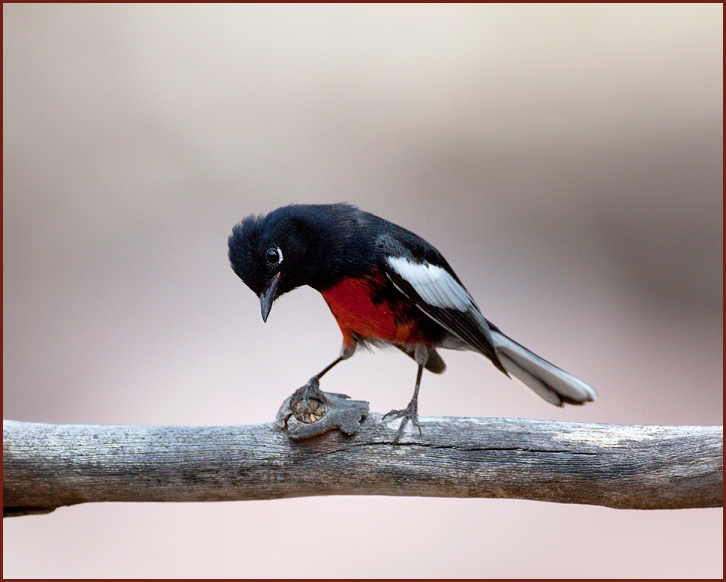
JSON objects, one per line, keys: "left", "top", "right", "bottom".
{"left": 491, "top": 331, "right": 597, "bottom": 406}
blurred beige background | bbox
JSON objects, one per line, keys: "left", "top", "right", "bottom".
{"left": 3, "top": 4, "right": 722, "bottom": 578}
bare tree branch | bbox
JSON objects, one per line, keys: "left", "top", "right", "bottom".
{"left": 4, "top": 403, "right": 722, "bottom": 517}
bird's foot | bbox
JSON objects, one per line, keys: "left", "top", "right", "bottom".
{"left": 290, "top": 377, "right": 329, "bottom": 424}
{"left": 382, "top": 400, "right": 422, "bottom": 445}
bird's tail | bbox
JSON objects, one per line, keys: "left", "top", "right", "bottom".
{"left": 491, "top": 330, "right": 597, "bottom": 406}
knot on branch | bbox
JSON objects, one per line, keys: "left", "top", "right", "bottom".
{"left": 275, "top": 389, "right": 369, "bottom": 439}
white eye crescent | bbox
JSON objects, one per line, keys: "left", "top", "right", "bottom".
{"left": 265, "top": 246, "right": 283, "bottom": 266}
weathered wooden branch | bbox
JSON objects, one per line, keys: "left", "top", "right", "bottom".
{"left": 4, "top": 396, "right": 722, "bottom": 517}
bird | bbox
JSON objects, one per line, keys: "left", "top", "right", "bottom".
{"left": 228, "top": 203, "right": 596, "bottom": 442}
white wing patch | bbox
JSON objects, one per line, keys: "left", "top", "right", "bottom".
{"left": 387, "top": 256, "right": 472, "bottom": 311}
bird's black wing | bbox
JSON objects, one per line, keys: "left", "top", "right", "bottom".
{"left": 375, "top": 232, "right": 507, "bottom": 374}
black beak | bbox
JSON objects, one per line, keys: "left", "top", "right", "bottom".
{"left": 259, "top": 272, "right": 281, "bottom": 323}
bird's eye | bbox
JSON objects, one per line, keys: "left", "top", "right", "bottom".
{"left": 266, "top": 246, "right": 283, "bottom": 266}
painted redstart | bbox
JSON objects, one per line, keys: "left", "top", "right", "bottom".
{"left": 228, "top": 203, "right": 596, "bottom": 441}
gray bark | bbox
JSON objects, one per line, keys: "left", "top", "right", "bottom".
{"left": 4, "top": 412, "right": 722, "bottom": 517}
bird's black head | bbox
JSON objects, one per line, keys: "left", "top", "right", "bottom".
{"left": 228, "top": 203, "right": 361, "bottom": 322}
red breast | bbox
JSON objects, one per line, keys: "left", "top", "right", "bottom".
{"left": 321, "top": 275, "right": 422, "bottom": 349}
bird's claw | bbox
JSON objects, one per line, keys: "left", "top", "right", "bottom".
{"left": 383, "top": 401, "right": 422, "bottom": 445}
{"left": 290, "top": 377, "right": 329, "bottom": 424}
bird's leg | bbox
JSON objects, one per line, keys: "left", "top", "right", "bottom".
{"left": 313, "top": 356, "right": 346, "bottom": 382}
{"left": 291, "top": 356, "right": 345, "bottom": 412}
{"left": 383, "top": 362, "right": 425, "bottom": 444}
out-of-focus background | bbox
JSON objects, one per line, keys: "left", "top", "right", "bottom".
{"left": 3, "top": 4, "right": 722, "bottom": 578}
